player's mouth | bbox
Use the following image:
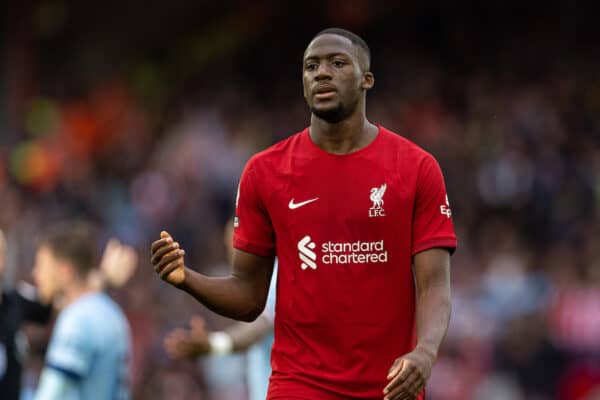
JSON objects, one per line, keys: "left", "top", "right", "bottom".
{"left": 314, "top": 85, "right": 337, "bottom": 100}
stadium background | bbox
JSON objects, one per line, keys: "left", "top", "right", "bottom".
{"left": 2, "top": 1, "right": 600, "bottom": 399}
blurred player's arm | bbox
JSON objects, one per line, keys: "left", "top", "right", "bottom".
{"left": 89, "top": 238, "right": 138, "bottom": 291}
{"left": 152, "top": 231, "right": 274, "bottom": 322}
{"left": 34, "top": 368, "right": 79, "bottom": 400}
{"left": 164, "top": 313, "right": 273, "bottom": 359}
{"left": 225, "top": 313, "right": 273, "bottom": 351}
{"left": 384, "top": 248, "right": 451, "bottom": 400}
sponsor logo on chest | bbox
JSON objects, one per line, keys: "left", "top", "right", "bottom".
{"left": 297, "top": 235, "right": 388, "bottom": 270}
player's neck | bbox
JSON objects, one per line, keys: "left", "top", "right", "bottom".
{"left": 309, "top": 106, "right": 378, "bottom": 155}
{"left": 61, "top": 280, "right": 95, "bottom": 308}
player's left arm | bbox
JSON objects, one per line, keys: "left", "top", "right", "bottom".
{"left": 34, "top": 367, "right": 80, "bottom": 400}
{"left": 164, "top": 312, "right": 274, "bottom": 359}
{"left": 384, "top": 248, "right": 451, "bottom": 400}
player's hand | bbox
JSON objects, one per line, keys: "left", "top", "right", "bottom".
{"left": 151, "top": 231, "right": 186, "bottom": 286}
{"left": 100, "top": 238, "right": 139, "bottom": 288}
{"left": 383, "top": 347, "right": 434, "bottom": 400}
{"left": 164, "top": 316, "right": 210, "bottom": 359}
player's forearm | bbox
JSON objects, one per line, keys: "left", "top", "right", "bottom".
{"left": 225, "top": 313, "right": 273, "bottom": 351}
{"left": 177, "top": 268, "right": 265, "bottom": 322}
{"left": 414, "top": 284, "right": 451, "bottom": 361}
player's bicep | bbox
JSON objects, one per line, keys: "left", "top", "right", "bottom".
{"left": 411, "top": 155, "right": 457, "bottom": 255}
{"left": 233, "top": 160, "right": 276, "bottom": 257}
{"left": 413, "top": 248, "right": 451, "bottom": 294}
{"left": 231, "top": 249, "right": 275, "bottom": 311}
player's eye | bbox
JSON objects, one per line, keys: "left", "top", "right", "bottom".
{"left": 332, "top": 60, "right": 346, "bottom": 68}
{"left": 305, "top": 63, "right": 318, "bottom": 71}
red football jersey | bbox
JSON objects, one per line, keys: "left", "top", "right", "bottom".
{"left": 234, "top": 126, "right": 457, "bottom": 399}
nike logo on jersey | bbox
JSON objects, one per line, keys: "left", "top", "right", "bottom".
{"left": 288, "top": 197, "right": 319, "bottom": 210}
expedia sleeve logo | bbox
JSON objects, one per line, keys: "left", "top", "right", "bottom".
{"left": 297, "top": 236, "right": 388, "bottom": 270}
{"left": 440, "top": 195, "right": 452, "bottom": 218}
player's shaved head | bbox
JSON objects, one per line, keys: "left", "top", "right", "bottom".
{"left": 303, "top": 28, "right": 375, "bottom": 123}
{"left": 311, "top": 28, "right": 371, "bottom": 70}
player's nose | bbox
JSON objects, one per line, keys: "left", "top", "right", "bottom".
{"left": 315, "top": 64, "right": 333, "bottom": 81}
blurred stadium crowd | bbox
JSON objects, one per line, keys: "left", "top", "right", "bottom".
{"left": 1, "top": 1, "right": 600, "bottom": 399}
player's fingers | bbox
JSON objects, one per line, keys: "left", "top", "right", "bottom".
{"left": 152, "top": 247, "right": 182, "bottom": 271}
{"left": 124, "top": 247, "right": 139, "bottom": 266}
{"left": 121, "top": 251, "right": 138, "bottom": 277}
{"left": 151, "top": 237, "right": 172, "bottom": 254}
{"left": 190, "top": 315, "right": 206, "bottom": 334}
{"left": 389, "top": 391, "right": 414, "bottom": 400}
{"left": 158, "top": 257, "right": 185, "bottom": 280}
{"left": 384, "top": 377, "right": 411, "bottom": 400}
{"left": 153, "top": 249, "right": 178, "bottom": 272}
{"left": 165, "top": 327, "right": 188, "bottom": 337}
{"left": 399, "top": 371, "right": 423, "bottom": 400}
{"left": 387, "top": 359, "right": 403, "bottom": 379}
{"left": 164, "top": 340, "right": 186, "bottom": 359}
{"left": 105, "top": 238, "right": 120, "bottom": 253}
{"left": 166, "top": 329, "right": 192, "bottom": 343}
{"left": 151, "top": 236, "right": 170, "bottom": 252}
{"left": 164, "top": 330, "right": 185, "bottom": 347}
{"left": 384, "top": 362, "right": 415, "bottom": 395}
{"left": 386, "top": 390, "right": 411, "bottom": 400}
{"left": 101, "top": 239, "right": 120, "bottom": 266}
{"left": 164, "top": 336, "right": 181, "bottom": 350}
{"left": 155, "top": 249, "right": 185, "bottom": 272}
{"left": 151, "top": 242, "right": 179, "bottom": 265}
{"left": 169, "top": 333, "right": 196, "bottom": 352}
{"left": 156, "top": 254, "right": 183, "bottom": 277}
{"left": 406, "top": 373, "right": 425, "bottom": 398}
{"left": 385, "top": 373, "right": 418, "bottom": 400}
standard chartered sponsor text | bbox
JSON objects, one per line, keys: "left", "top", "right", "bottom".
{"left": 321, "top": 240, "right": 388, "bottom": 264}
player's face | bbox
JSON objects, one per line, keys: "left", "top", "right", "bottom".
{"left": 303, "top": 34, "right": 373, "bottom": 123}
{"left": 32, "top": 246, "right": 62, "bottom": 303}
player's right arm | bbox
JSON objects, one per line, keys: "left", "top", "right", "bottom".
{"left": 151, "top": 234, "right": 274, "bottom": 322}
{"left": 153, "top": 157, "right": 276, "bottom": 321}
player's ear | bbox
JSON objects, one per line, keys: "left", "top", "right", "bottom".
{"left": 60, "top": 261, "right": 76, "bottom": 282}
{"left": 362, "top": 71, "right": 374, "bottom": 91}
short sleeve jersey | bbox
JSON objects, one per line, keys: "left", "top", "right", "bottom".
{"left": 44, "top": 292, "right": 131, "bottom": 400}
{"left": 234, "top": 126, "right": 457, "bottom": 399}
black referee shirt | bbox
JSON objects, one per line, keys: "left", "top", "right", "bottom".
{"left": 0, "top": 283, "right": 52, "bottom": 400}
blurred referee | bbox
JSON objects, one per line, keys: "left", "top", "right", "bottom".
{"left": 0, "top": 229, "right": 52, "bottom": 400}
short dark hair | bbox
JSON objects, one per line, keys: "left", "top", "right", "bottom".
{"left": 313, "top": 28, "right": 371, "bottom": 68}
{"left": 41, "top": 221, "right": 99, "bottom": 279}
